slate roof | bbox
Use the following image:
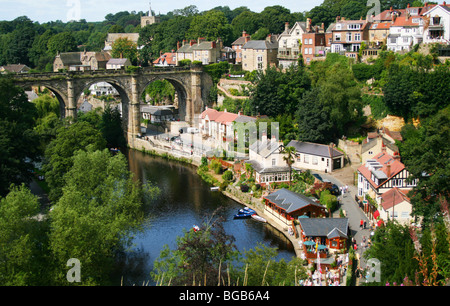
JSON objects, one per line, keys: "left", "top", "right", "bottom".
{"left": 242, "top": 40, "right": 278, "bottom": 50}
{"left": 57, "top": 52, "right": 82, "bottom": 66}
{"left": 298, "top": 218, "right": 349, "bottom": 238}
{"left": 250, "top": 139, "right": 283, "bottom": 158}
{"left": 264, "top": 188, "right": 325, "bottom": 213}
{"left": 287, "top": 140, "right": 343, "bottom": 159}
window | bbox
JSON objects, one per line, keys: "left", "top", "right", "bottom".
{"left": 401, "top": 211, "right": 410, "bottom": 218}
{"left": 272, "top": 159, "right": 276, "bottom": 166}
{"left": 309, "top": 48, "right": 313, "bottom": 54}
{"left": 432, "top": 17, "right": 441, "bottom": 25}
{"left": 336, "top": 24, "right": 342, "bottom": 30}
{"left": 347, "top": 24, "right": 361, "bottom": 30}
{"left": 355, "top": 33, "right": 361, "bottom": 41}
{"left": 304, "top": 155, "right": 309, "bottom": 164}
{"left": 309, "top": 38, "right": 313, "bottom": 44}
{"left": 347, "top": 33, "right": 352, "bottom": 41}
{"left": 312, "top": 156, "right": 318, "bottom": 165}
{"left": 335, "top": 34, "right": 341, "bottom": 41}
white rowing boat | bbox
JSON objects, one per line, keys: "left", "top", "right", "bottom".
{"left": 251, "top": 214, "right": 267, "bottom": 223}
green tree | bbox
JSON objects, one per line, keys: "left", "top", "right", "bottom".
{"left": 111, "top": 37, "right": 138, "bottom": 64}
{"left": 398, "top": 106, "right": 450, "bottom": 224}
{"left": 0, "top": 79, "right": 39, "bottom": 197}
{"left": 49, "top": 147, "right": 152, "bottom": 285}
{"left": 47, "top": 32, "right": 78, "bottom": 56}
{"left": 283, "top": 146, "right": 296, "bottom": 186}
{"left": 152, "top": 210, "right": 238, "bottom": 286}
{"left": 43, "top": 121, "right": 106, "bottom": 202}
{"left": 0, "top": 184, "right": 48, "bottom": 285}
{"left": 100, "top": 105, "right": 126, "bottom": 149}
{"left": 236, "top": 243, "right": 307, "bottom": 286}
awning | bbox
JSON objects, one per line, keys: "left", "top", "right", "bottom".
{"left": 373, "top": 210, "right": 380, "bottom": 219}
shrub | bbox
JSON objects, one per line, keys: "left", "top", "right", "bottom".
{"left": 240, "top": 184, "right": 249, "bottom": 193}
{"left": 222, "top": 170, "right": 233, "bottom": 182}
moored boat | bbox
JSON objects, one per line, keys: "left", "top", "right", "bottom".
{"left": 251, "top": 214, "right": 267, "bottom": 223}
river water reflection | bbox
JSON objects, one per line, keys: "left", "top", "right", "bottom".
{"left": 118, "top": 149, "right": 295, "bottom": 285}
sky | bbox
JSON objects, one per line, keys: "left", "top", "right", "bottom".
{"left": 0, "top": 0, "right": 324, "bottom": 23}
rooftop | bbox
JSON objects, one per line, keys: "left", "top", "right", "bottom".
{"left": 287, "top": 140, "right": 343, "bottom": 158}
{"left": 264, "top": 188, "right": 325, "bottom": 214}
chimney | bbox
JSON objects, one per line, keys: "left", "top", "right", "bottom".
{"left": 307, "top": 18, "right": 312, "bottom": 31}
{"left": 211, "top": 41, "right": 216, "bottom": 48}
{"left": 262, "top": 132, "right": 267, "bottom": 142}
{"left": 190, "top": 40, "right": 196, "bottom": 46}
{"left": 198, "top": 37, "right": 205, "bottom": 44}
{"left": 386, "top": 163, "right": 391, "bottom": 177}
{"left": 285, "top": 22, "right": 290, "bottom": 32}
{"left": 407, "top": 3, "right": 410, "bottom": 8}
{"left": 245, "top": 33, "right": 251, "bottom": 43}
{"left": 177, "top": 41, "right": 181, "bottom": 50}
{"left": 266, "top": 34, "right": 272, "bottom": 42}
{"left": 322, "top": 23, "right": 325, "bottom": 30}
{"left": 336, "top": 16, "right": 340, "bottom": 22}
{"left": 183, "top": 39, "right": 187, "bottom": 46}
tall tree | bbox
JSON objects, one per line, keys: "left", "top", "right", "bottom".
{"left": 398, "top": 106, "right": 450, "bottom": 224}
{"left": 43, "top": 121, "right": 106, "bottom": 202}
{"left": 0, "top": 78, "right": 39, "bottom": 197}
{"left": 0, "top": 184, "right": 48, "bottom": 286}
{"left": 49, "top": 147, "right": 153, "bottom": 285}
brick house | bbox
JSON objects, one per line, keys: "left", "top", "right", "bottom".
{"left": 329, "top": 17, "right": 369, "bottom": 60}
{"left": 231, "top": 31, "right": 251, "bottom": 64}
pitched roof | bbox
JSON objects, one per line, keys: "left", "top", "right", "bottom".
{"left": 107, "top": 58, "right": 130, "bottom": 65}
{"left": 357, "top": 152, "right": 405, "bottom": 188}
{"left": 214, "top": 112, "right": 239, "bottom": 125}
{"left": 153, "top": 52, "right": 177, "bottom": 65}
{"left": 380, "top": 187, "right": 411, "bottom": 210}
{"left": 243, "top": 40, "right": 278, "bottom": 50}
{"left": 287, "top": 140, "right": 343, "bottom": 158}
{"left": 264, "top": 188, "right": 325, "bottom": 213}
{"left": 0, "top": 64, "right": 30, "bottom": 73}
{"left": 249, "top": 139, "right": 283, "bottom": 158}
{"left": 56, "top": 52, "right": 82, "bottom": 66}
{"left": 298, "top": 218, "right": 349, "bottom": 238}
{"left": 201, "top": 108, "right": 221, "bottom": 120}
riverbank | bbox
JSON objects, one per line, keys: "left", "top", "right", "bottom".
{"left": 131, "top": 138, "right": 303, "bottom": 259}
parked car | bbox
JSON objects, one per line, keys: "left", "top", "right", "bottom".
{"left": 187, "top": 127, "right": 199, "bottom": 134}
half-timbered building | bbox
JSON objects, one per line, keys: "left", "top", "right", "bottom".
{"left": 357, "top": 151, "right": 416, "bottom": 202}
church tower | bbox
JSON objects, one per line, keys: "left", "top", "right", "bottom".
{"left": 141, "top": 2, "right": 160, "bottom": 27}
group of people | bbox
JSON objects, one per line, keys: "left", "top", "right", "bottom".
{"left": 299, "top": 269, "right": 341, "bottom": 286}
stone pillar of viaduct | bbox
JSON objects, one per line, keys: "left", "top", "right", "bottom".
{"left": 12, "top": 67, "right": 213, "bottom": 146}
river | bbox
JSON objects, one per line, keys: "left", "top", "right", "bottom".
{"left": 115, "top": 149, "right": 296, "bottom": 286}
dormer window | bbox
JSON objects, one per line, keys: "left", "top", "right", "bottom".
{"left": 347, "top": 24, "right": 361, "bottom": 30}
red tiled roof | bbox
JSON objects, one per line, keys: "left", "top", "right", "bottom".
{"left": 153, "top": 53, "right": 177, "bottom": 65}
{"left": 215, "top": 112, "right": 239, "bottom": 124}
{"left": 357, "top": 152, "right": 405, "bottom": 188}
{"left": 380, "top": 187, "right": 410, "bottom": 210}
{"left": 201, "top": 108, "right": 221, "bottom": 120}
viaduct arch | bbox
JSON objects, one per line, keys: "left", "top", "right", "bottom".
{"left": 11, "top": 66, "right": 213, "bottom": 145}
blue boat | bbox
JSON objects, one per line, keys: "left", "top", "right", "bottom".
{"left": 234, "top": 207, "right": 256, "bottom": 219}
{"left": 238, "top": 207, "right": 255, "bottom": 214}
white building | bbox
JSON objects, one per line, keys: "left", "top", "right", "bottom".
{"left": 422, "top": 3, "right": 450, "bottom": 44}
{"left": 378, "top": 187, "right": 414, "bottom": 225}
{"left": 287, "top": 140, "right": 344, "bottom": 173}
{"left": 247, "top": 136, "right": 291, "bottom": 187}
{"left": 387, "top": 11, "right": 424, "bottom": 52}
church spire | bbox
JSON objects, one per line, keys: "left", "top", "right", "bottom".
{"left": 149, "top": 1, "right": 153, "bottom": 16}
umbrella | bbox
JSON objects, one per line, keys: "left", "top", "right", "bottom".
{"left": 303, "top": 241, "right": 315, "bottom": 246}
{"left": 317, "top": 244, "right": 327, "bottom": 250}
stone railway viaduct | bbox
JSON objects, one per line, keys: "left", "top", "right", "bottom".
{"left": 11, "top": 65, "right": 213, "bottom": 146}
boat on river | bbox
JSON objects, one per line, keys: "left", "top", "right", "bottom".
{"left": 251, "top": 214, "right": 267, "bottom": 223}
{"left": 234, "top": 207, "right": 255, "bottom": 219}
